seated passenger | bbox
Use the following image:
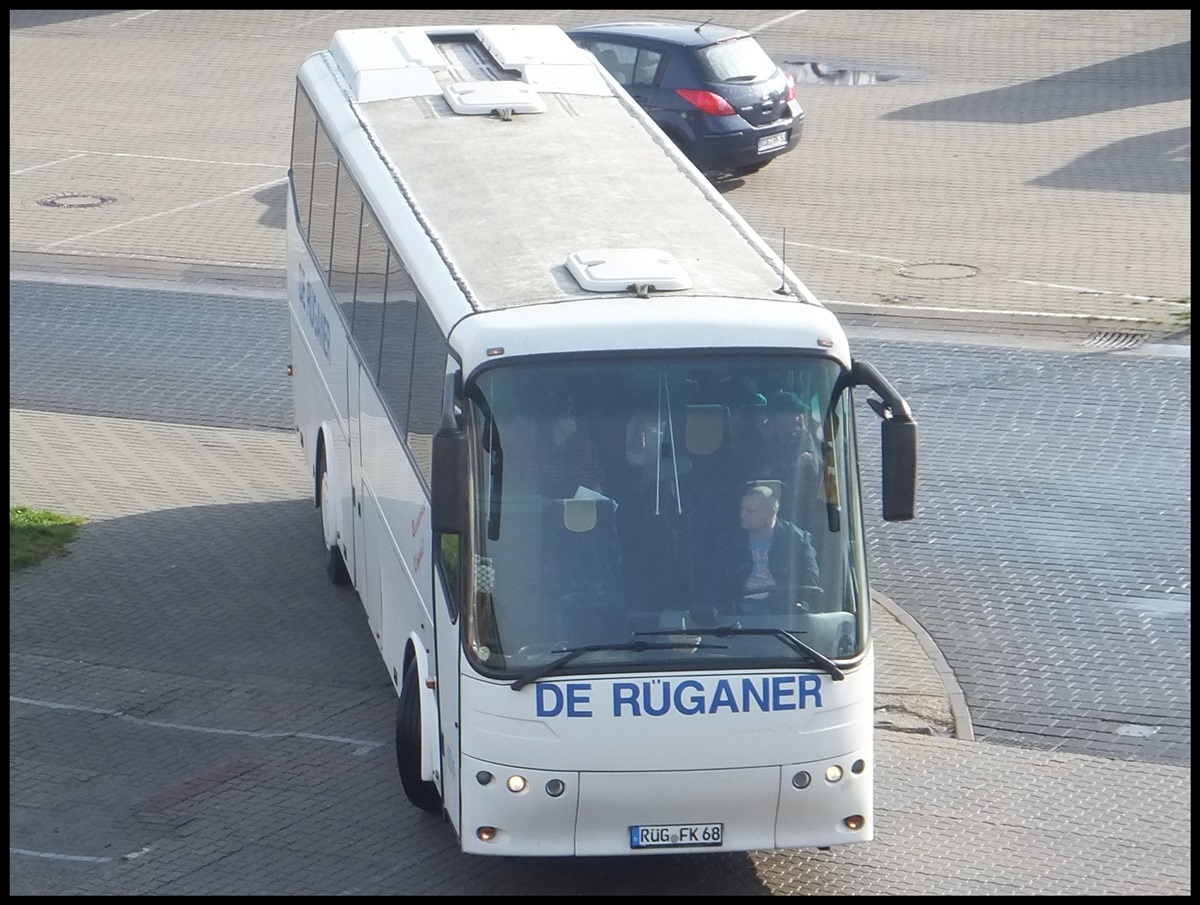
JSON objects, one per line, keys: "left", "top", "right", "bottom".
{"left": 741, "top": 389, "right": 821, "bottom": 486}
{"left": 506, "top": 386, "right": 605, "bottom": 500}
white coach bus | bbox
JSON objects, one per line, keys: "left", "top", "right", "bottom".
{"left": 286, "top": 23, "right": 917, "bottom": 857}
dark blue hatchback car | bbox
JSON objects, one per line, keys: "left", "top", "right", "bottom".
{"left": 567, "top": 20, "right": 804, "bottom": 177}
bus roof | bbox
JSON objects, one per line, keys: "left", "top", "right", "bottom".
{"left": 298, "top": 25, "right": 835, "bottom": 348}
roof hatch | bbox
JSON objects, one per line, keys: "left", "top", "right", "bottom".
{"left": 567, "top": 248, "right": 693, "bottom": 293}
{"left": 443, "top": 80, "right": 546, "bottom": 116}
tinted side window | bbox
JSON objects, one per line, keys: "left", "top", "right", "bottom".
{"left": 376, "top": 251, "right": 417, "bottom": 431}
{"left": 290, "top": 85, "right": 318, "bottom": 235}
{"left": 407, "top": 301, "right": 448, "bottom": 485}
{"left": 330, "top": 162, "right": 362, "bottom": 328}
{"left": 351, "top": 204, "right": 388, "bottom": 382}
{"left": 308, "top": 121, "right": 339, "bottom": 276}
{"left": 590, "top": 41, "right": 636, "bottom": 86}
{"left": 632, "top": 47, "right": 663, "bottom": 86}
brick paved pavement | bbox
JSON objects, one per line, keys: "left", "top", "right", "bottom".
{"left": 8, "top": 407, "right": 1187, "bottom": 894}
{"left": 8, "top": 9, "right": 1190, "bottom": 339}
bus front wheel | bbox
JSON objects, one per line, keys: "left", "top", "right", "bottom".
{"left": 317, "top": 450, "right": 351, "bottom": 586}
{"left": 397, "top": 659, "right": 443, "bottom": 814}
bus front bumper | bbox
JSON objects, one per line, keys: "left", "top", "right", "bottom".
{"left": 458, "top": 748, "right": 873, "bottom": 856}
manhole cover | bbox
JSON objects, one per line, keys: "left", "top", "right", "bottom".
{"left": 896, "top": 262, "right": 980, "bottom": 280}
{"left": 37, "top": 193, "right": 117, "bottom": 209}
{"left": 1082, "top": 331, "right": 1148, "bottom": 351}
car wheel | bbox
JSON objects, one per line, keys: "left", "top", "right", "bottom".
{"left": 318, "top": 450, "right": 351, "bottom": 586}
{"left": 397, "top": 659, "right": 443, "bottom": 814}
{"left": 734, "top": 161, "right": 771, "bottom": 176}
{"left": 659, "top": 127, "right": 693, "bottom": 159}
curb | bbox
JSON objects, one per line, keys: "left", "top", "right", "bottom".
{"left": 871, "top": 589, "right": 975, "bottom": 742}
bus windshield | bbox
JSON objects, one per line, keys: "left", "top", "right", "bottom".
{"left": 463, "top": 355, "right": 868, "bottom": 681}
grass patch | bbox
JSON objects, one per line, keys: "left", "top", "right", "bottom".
{"left": 10, "top": 505, "right": 86, "bottom": 572}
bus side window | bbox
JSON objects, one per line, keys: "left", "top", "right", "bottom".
{"left": 376, "top": 251, "right": 417, "bottom": 432}
{"left": 330, "top": 162, "right": 362, "bottom": 328}
{"left": 308, "top": 120, "right": 339, "bottom": 278}
{"left": 290, "top": 85, "right": 318, "bottom": 237}
{"left": 351, "top": 204, "right": 388, "bottom": 382}
{"left": 407, "top": 301, "right": 447, "bottom": 486}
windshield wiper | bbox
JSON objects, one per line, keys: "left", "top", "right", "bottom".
{"left": 636, "top": 626, "right": 845, "bottom": 680}
{"left": 510, "top": 639, "right": 726, "bottom": 691}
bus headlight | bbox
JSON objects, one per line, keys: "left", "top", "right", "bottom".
{"left": 507, "top": 775, "right": 527, "bottom": 793}
{"left": 824, "top": 765, "right": 844, "bottom": 783}
{"left": 791, "top": 771, "right": 812, "bottom": 789}
{"left": 545, "top": 779, "right": 565, "bottom": 797}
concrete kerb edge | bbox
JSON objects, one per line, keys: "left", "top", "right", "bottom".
{"left": 871, "top": 589, "right": 975, "bottom": 742}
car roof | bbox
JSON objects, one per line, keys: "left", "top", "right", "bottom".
{"left": 566, "top": 20, "right": 747, "bottom": 49}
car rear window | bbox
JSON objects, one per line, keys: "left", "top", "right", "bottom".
{"left": 695, "top": 36, "right": 778, "bottom": 84}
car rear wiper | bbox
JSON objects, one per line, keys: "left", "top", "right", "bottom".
{"left": 510, "top": 639, "right": 726, "bottom": 691}
{"left": 636, "top": 626, "right": 845, "bottom": 680}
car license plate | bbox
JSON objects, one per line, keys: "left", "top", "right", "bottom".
{"left": 630, "top": 823, "right": 724, "bottom": 849}
{"left": 757, "top": 131, "right": 788, "bottom": 153}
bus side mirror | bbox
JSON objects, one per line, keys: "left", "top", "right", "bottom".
{"left": 851, "top": 358, "right": 918, "bottom": 522}
{"left": 431, "top": 428, "right": 468, "bottom": 535}
{"left": 880, "top": 418, "right": 917, "bottom": 521}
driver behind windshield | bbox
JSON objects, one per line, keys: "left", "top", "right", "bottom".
{"left": 727, "top": 484, "right": 819, "bottom": 616}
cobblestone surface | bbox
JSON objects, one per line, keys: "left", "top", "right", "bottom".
{"left": 6, "top": 405, "right": 1189, "bottom": 893}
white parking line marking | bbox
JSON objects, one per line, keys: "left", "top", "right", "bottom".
{"left": 10, "top": 153, "right": 88, "bottom": 176}
{"left": 111, "top": 11, "right": 161, "bottom": 27}
{"left": 10, "top": 695, "right": 384, "bottom": 755}
{"left": 37, "top": 177, "right": 288, "bottom": 251}
{"left": 9, "top": 848, "right": 113, "bottom": 863}
{"left": 824, "top": 298, "right": 1154, "bottom": 321}
{"left": 786, "top": 240, "right": 1169, "bottom": 303}
{"left": 749, "top": 10, "right": 813, "bottom": 33}
{"left": 11, "top": 145, "right": 284, "bottom": 169}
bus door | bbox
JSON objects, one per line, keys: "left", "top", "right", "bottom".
{"left": 434, "top": 566, "right": 462, "bottom": 833}
{"left": 347, "top": 357, "right": 364, "bottom": 587}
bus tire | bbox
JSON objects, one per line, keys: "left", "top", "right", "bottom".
{"left": 317, "top": 450, "right": 351, "bottom": 586}
{"left": 397, "top": 659, "right": 443, "bottom": 814}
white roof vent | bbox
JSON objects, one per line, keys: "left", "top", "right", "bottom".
{"left": 476, "top": 24, "right": 611, "bottom": 96}
{"left": 567, "top": 248, "right": 693, "bottom": 293}
{"left": 443, "top": 80, "right": 546, "bottom": 116}
{"left": 329, "top": 28, "right": 442, "bottom": 102}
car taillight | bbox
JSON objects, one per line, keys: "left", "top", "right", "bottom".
{"left": 675, "top": 88, "right": 737, "bottom": 116}
{"left": 784, "top": 70, "right": 796, "bottom": 102}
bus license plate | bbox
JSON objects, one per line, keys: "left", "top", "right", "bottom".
{"left": 757, "top": 131, "right": 788, "bottom": 153}
{"left": 630, "top": 823, "right": 724, "bottom": 849}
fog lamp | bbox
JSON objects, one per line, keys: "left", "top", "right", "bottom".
{"left": 844, "top": 815, "right": 866, "bottom": 831}
{"left": 824, "top": 765, "right": 844, "bottom": 783}
{"left": 476, "top": 771, "right": 494, "bottom": 786}
{"left": 507, "top": 775, "right": 527, "bottom": 793}
{"left": 791, "top": 771, "right": 811, "bottom": 789}
{"left": 545, "top": 779, "right": 565, "bottom": 797}
{"left": 476, "top": 826, "right": 497, "bottom": 842}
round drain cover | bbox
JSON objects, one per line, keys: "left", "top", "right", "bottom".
{"left": 37, "top": 193, "right": 117, "bottom": 209}
{"left": 897, "top": 262, "right": 979, "bottom": 280}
